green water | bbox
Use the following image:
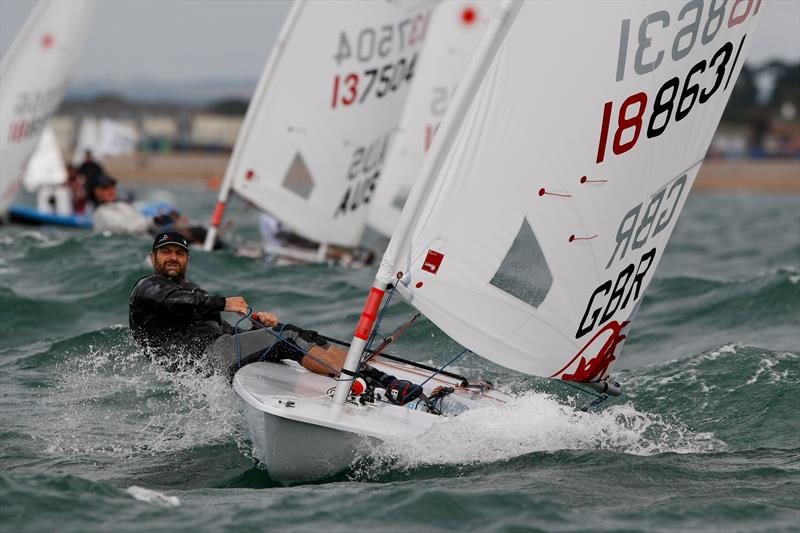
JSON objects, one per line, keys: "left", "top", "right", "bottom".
{"left": 1, "top": 188, "right": 798, "bottom": 532}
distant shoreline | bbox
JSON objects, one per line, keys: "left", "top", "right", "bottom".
{"left": 104, "top": 154, "right": 800, "bottom": 194}
{"left": 691, "top": 159, "right": 799, "bottom": 194}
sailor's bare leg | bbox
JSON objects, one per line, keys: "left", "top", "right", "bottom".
{"left": 298, "top": 343, "right": 421, "bottom": 405}
{"left": 300, "top": 345, "right": 347, "bottom": 376}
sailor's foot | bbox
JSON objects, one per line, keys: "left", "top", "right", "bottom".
{"left": 385, "top": 379, "right": 423, "bottom": 406}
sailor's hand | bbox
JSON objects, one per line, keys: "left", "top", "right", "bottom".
{"left": 252, "top": 311, "right": 278, "bottom": 327}
{"left": 224, "top": 296, "right": 249, "bottom": 314}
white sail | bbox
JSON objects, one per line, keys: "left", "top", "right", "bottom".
{"left": 368, "top": 0, "right": 493, "bottom": 237}
{"left": 217, "top": 0, "right": 435, "bottom": 248}
{"left": 23, "top": 124, "right": 66, "bottom": 191}
{"left": 73, "top": 118, "right": 138, "bottom": 164}
{"left": 0, "top": 0, "right": 95, "bottom": 215}
{"left": 71, "top": 117, "right": 100, "bottom": 164}
{"left": 97, "top": 118, "right": 138, "bottom": 157}
{"left": 376, "top": 0, "right": 766, "bottom": 382}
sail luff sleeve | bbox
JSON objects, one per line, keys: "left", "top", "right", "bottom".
{"left": 377, "top": 0, "right": 522, "bottom": 285}
{"left": 203, "top": 0, "right": 306, "bottom": 251}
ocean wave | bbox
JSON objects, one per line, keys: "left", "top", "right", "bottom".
{"left": 626, "top": 267, "right": 800, "bottom": 362}
{"left": 619, "top": 344, "right": 799, "bottom": 449}
{"left": 0, "top": 473, "right": 193, "bottom": 533}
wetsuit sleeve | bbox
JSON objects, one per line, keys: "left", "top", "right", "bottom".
{"left": 133, "top": 277, "right": 226, "bottom": 317}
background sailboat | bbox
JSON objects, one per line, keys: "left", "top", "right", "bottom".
{"left": 202, "top": 0, "right": 435, "bottom": 261}
{"left": 22, "top": 124, "right": 71, "bottom": 216}
{"left": 233, "top": 0, "right": 767, "bottom": 482}
{"left": 0, "top": 0, "right": 95, "bottom": 216}
{"left": 23, "top": 125, "right": 66, "bottom": 192}
{"left": 71, "top": 117, "right": 138, "bottom": 163}
{"left": 368, "top": 0, "right": 493, "bottom": 238}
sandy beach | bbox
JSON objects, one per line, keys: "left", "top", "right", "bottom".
{"left": 105, "top": 153, "right": 800, "bottom": 194}
{"left": 691, "top": 159, "right": 800, "bottom": 194}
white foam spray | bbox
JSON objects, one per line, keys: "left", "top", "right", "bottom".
{"left": 361, "top": 391, "right": 720, "bottom": 472}
{"left": 126, "top": 486, "right": 181, "bottom": 507}
{"left": 37, "top": 331, "right": 245, "bottom": 460}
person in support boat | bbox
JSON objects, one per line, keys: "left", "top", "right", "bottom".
{"left": 128, "top": 232, "right": 422, "bottom": 405}
{"left": 92, "top": 176, "right": 224, "bottom": 248}
{"left": 66, "top": 164, "right": 88, "bottom": 215}
{"left": 93, "top": 175, "right": 152, "bottom": 234}
{"left": 77, "top": 150, "right": 106, "bottom": 205}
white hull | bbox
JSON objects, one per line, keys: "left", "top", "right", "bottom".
{"left": 233, "top": 359, "right": 509, "bottom": 482}
{"left": 241, "top": 400, "right": 376, "bottom": 481}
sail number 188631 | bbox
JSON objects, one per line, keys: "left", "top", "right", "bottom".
{"left": 595, "top": 36, "right": 743, "bottom": 164}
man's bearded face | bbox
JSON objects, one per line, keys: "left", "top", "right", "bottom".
{"left": 151, "top": 244, "right": 188, "bottom": 279}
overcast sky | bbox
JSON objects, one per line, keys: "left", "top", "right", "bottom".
{"left": 1, "top": 0, "right": 798, "bottom": 83}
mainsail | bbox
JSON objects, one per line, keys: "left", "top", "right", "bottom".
{"left": 72, "top": 117, "right": 100, "bottom": 164}
{"left": 368, "top": 0, "right": 493, "bottom": 238}
{"left": 336, "top": 0, "right": 765, "bottom": 401}
{"left": 72, "top": 118, "right": 138, "bottom": 163}
{"left": 97, "top": 118, "right": 138, "bottom": 158}
{"left": 204, "top": 0, "right": 435, "bottom": 251}
{"left": 23, "top": 124, "right": 67, "bottom": 191}
{"left": 0, "top": 0, "right": 95, "bottom": 215}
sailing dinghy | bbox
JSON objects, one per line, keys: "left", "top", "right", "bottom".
{"left": 203, "top": 0, "right": 435, "bottom": 265}
{"left": 0, "top": 0, "right": 95, "bottom": 217}
{"left": 234, "top": 0, "right": 765, "bottom": 482}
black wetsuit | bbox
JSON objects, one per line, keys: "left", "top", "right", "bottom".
{"left": 128, "top": 274, "right": 401, "bottom": 389}
{"left": 128, "top": 274, "right": 309, "bottom": 374}
{"left": 77, "top": 160, "right": 105, "bottom": 204}
{"left": 128, "top": 274, "right": 233, "bottom": 368}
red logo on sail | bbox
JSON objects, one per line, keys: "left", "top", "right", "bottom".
{"left": 422, "top": 250, "right": 444, "bottom": 274}
{"left": 461, "top": 7, "right": 477, "bottom": 25}
{"left": 41, "top": 33, "right": 53, "bottom": 48}
{"left": 552, "top": 320, "right": 629, "bottom": 383}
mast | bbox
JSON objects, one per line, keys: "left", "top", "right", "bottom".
{"left": 203, "top": 0, "right": 306, "bottom": 252}
{"left": 331, "top": 0, "right": 522, "bottom": 413}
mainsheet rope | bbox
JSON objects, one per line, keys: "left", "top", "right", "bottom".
{"left": 417, "top": 348, "right": 470, "bottom": 388}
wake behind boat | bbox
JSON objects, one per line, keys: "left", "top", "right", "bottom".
{"left": 233, "top": 0, "right": 766, "bottom": 482}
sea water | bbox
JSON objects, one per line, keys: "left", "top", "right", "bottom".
{"left": 0, "top": 186, "right": 798, "bottom": 532}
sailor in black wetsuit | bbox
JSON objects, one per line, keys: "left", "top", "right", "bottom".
{"left": 129, "top": 232, "right": 422, "bottom": 404}
{"left": 76, "top": 150, "right": 106, "bottom": 205}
